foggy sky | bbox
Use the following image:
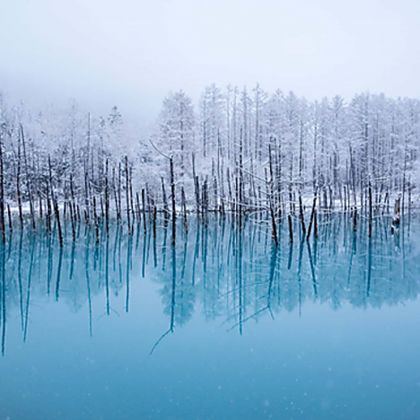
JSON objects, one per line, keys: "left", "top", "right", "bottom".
{"left": 1, "top": 0, "right": 419, "bottom": 120}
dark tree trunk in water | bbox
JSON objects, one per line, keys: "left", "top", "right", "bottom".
{"left": 0, "top": 132, "right": 5, "bottom": 243}
{"left": 299, "top": 194, "right": 306, "bottom": 238}
{"left": 20, "top": 125, "right": 36, "bottom": 230}
{"left": 288, "top": 214, "right": 293, "bottom": 243}
{"left": 125, "top": 156, "right": 131, "bottom": 234}
{"left": 368, "top": 182, "right": 373, "bottom": 238}
{"left": 48, "top": 156, "right": 63, "bottom": 247}
{"left": 307, "top": 190, "right": 317, "bottom": 241}
{"left": 170, "top": 157, "right": 176, "bottom": 245}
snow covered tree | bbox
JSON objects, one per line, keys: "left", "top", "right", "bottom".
{"left": 158, "top": 91, "right": 195, "bottom": 181}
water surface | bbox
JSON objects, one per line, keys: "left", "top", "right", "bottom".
{"left": 0, "top": 215, "right": 419, "bottom": 419}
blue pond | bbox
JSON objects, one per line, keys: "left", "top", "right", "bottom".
{"left": 0, "top": 215, "right": 419, "bottom": 419}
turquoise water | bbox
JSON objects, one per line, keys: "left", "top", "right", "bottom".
{"left": 0, "top": 215, "right": 419, "bottom": 419}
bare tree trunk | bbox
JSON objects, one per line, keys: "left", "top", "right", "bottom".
{"left": 46, "top": 175, "right": 52, "bottom": 233}
{"left": 269, "top": 203, "right": 278, "bottom": 246}
{"left": 0, "top": 132, "right": 5, "bottom": 243}
{"left": 16, "top": 134, "right": 23, "bottom": 228}
{"left": 192, "top": 153, "right": 200, "bottom": 214}
{"left": 20, "top": 125, "right": 36, "bottom": 230}
{"left": 129, "top": 166, "right": 134, "bottom": 223}
{"left": 141, "top": 188, "right": 147, "bottom": 234}
{"left": 7, "top": 204, "right": 12, "bottom": 233}
{"left": 288, "top": 214, "right": 294, "bottom": 243}
{"left": 181, "top": 186, "right": 188, "bottom": 232}
{"left": 352, "top": 207, "right": 357, "bottom": 232}
{"left": 105, "top": 158, "right": 109, "bottom": 236}
{"left": 125, "top": 156, "right": 131, "bottom": 234}
{"left": 161, "top": 177, "right": 169, "bottom": 219}
{"left": 368, "top": 181, "right": 373, "bottom": 238}
{"left": 93, "top": 196, "right": 100, "bottom": 244}
{"left": 48, "top": 156, "right": 63, "bottom": 247}
{"left": 306, "top": 189, "right": 318, "bottom": 241}
{"left": 170, "top": 157, "right": 176, "bottom": 245}
{"left": 298, "top": 193, "right": 306, "bottom": 238}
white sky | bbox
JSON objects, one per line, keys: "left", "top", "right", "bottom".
{"left": 1, "top": 0, "right": 419, "bottom": 120}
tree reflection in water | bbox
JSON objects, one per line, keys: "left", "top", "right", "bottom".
{"left": 0, "top": 213, "right": 418, "bottom": 355}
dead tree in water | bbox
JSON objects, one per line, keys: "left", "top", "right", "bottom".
{"left": 288, "top": 214, "right": 294, "bottom": 243}
{"left": 0, "top": 130, "right": 5, "bottom": 243}
{"left": 181, "top": 186, "right": 188, "bottom": 232}
{"left": 192, "top": 153, "right": 200, "bottom": 214}
{"left": 129, "top": 166, "right": 135, "bottom": 224}
{"left": 20, "top": 125, "right": 36, "bottom": 230}
{"left": 125, "top": 156, "right": 131, "bottom": 234}
{"left": 170, "top": 157, "right": 176, "bottom": 245}
{"left": 161, "top": 177, "right": 169, "bottom": 220}
{"left": 45, "top": 171, "right": 52, "bottom": 233}
{"left": 368, "top": 182, "right": 373, "bottom": 238}
{"left": 16, "top": 132, "right": 24, "bottom": 228}
{"left": 104, "top": 159, "right": 110, "bottom": 236}
{"left": 135, "top": 192, "right": 141, "bottom": 223}
{"left": 7, "top": 204, "right": 12, "bottom": 233}
{"left": 306, "top": 189, "right": 318, "bottom": 241}
{"left": 269, "top": 203, "right": 278, "bottom": 246}
{"left": 68, "top": 175, "right": 76, "bottom": 242}
{"left": 112, "top": 167, "right": 119, "bottom": 221}
{"left": 141, "top": 188, "right": 147, "bottom": 234}
{"left": 352, "top": 207, "right": 357, "bottom": 232}
{"left": 69, "top": 172, "right": 76, "bottom": 224}
{"left": 48, "top": 156, "right": 63, "bottom": 247}
{"left": 298, "top": 193, "right": 306, "bottom": 238}
{"left": 267, "top": 145, "right": 278, "bottom": 245}
{"left": 391, "top": 196, "right": 401, "bottom": 234}
{"left": 93, "top": 196, "right": 100, "bottom": 244}
{"left": 118, "top": 163, "right": 122, "bottom": 220}
{"left": 83, "top": 159, "right": 90, "bottom": 224}
{"left": 202, "top": 177, "right": 209, "bottom": 225}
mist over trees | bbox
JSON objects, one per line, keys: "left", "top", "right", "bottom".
{"left": 0, "top": 85, "right": 419, "bottom": 226}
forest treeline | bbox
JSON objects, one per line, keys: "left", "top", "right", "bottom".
{"left": 0, "top": 86, "right": 419, "bottom": 241}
